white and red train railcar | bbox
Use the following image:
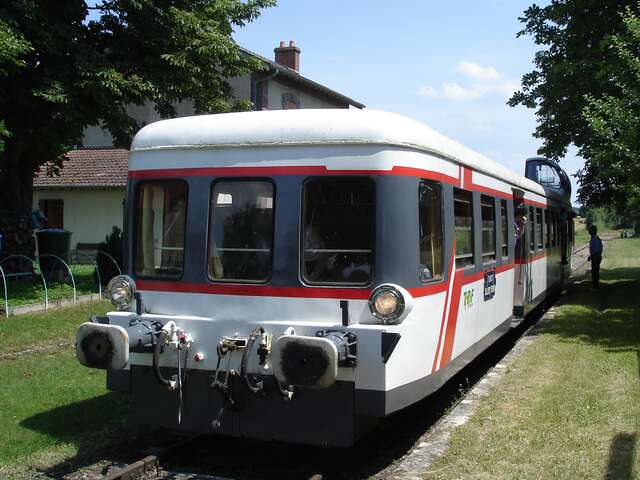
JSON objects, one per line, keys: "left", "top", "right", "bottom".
{"left": 76, "top": 110, "right": 574, "bottom": 447}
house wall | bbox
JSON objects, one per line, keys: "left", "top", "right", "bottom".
{"left": 266, "top": 78, "right": 346, "bottom": 109}
{"left": 83, "top": 75, "right": 253, "bottom": 147}
{"left": 32, "top": 188, "right": 125, "bottom": 247}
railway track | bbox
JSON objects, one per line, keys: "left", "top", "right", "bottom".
{"left": 90, "top": 247, "right": 599, "bottom": 480}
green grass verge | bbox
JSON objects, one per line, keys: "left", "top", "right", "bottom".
{"left": 1, "top": 265, "right": 101, "bottom": 310}
{"left": 425, "top": 237, "right": 640, "bottom": 480}
{"left": 0, "top": 302, "right": 129, "bottom": 479}
{"left": 0, "top": 301, "right": 109, "bottom": 355}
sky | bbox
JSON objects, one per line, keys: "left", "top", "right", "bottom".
{"left": 233, "top": 0, "right": 583, "bottom": 204}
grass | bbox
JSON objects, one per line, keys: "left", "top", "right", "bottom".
{"left": 0, "top": 301, "right": 130, "bottom": 479}
{"left": 0, "top": 301, "right": 109, "bottom": 355}
{"left": 424, "top": 237, "right": 640, "bottom": 480}
{"left": 1, "top": 265, "right": 101, "bottom": 311}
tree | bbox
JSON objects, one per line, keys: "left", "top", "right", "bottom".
{"left": 0, "top": 0, "right": 274, "bottom": 213}
{"left": 508, "top": 1, "right": 640, "bottom": 212}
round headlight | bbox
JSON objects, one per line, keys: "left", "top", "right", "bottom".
{"left": 107, "top": 275, "right": 136, "bottom": 310}
{"left": 369, "top": 285, "right": 405, "bottom": 324}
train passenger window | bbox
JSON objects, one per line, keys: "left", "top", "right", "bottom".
{"left": 481, "top": 195, "right": 496, "bottom": 263}
{"left": 302, "top": 178, "right": 374, "bottom": 285}
{"left": 545, "top": 210, "right": 550, "bottom": 250}
{"left": 528, "top": 206, "right": 535, "bottom": 253}
{"left": 208, "top": 180, "right": 274, "bottom": 282}
{"left": 536, "top": 208, "right": 543, "bottom": 250}
{"left": 550, "top": 211, "right": 556, "bottom": 247}
{"left": 454, "top": 188, "right": 474, "bottom": 268}
{"left": 500, "top": 200, "right": 508, "bottom": 258}
{"left": 419, "top": 181, "right": 443, "bottom": 282}
{"left": 134, "top": 180, "right": 187, "bottom": 278}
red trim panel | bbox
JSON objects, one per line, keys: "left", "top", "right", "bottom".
{"left": 523, "top": 198, "right": 547, "bottom": 208}
{"left": 128, "top": 165, "right": 459, "bottom": 185}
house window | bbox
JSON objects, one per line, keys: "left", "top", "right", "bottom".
{"left": 282, "top": 93, "right": 300, "bottom": 109}
{"left": 454, "top": 188, "right": 474, "bottom": 268}
{"left": 207, "top": 180, "right": 275, "bottom": 283}
{"left": 481, "top": 195, "right": 496, "bottom": 263}
{"left": 500, "top": 199, "right": 508, "bottom": 258}
{"left": 302, "top": 178, "right": 374, "bottom": 285}
{"left": 39, "top": 199, "right": 64, "bottom": 229}
{"left": 419, "top": 181, "right": 444, "bottom": 282}
{"left": 134, "top": 180, "right": 187, "bottom": 278}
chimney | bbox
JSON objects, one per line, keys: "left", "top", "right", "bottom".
{"left": 274, "top": 40, "right": 301, "bottom": 72}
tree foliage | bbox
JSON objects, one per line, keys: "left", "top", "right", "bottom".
{"left": 0, "top": 0, "right": 274, "bottom": 212}
{"left": 509, "top": 0, "right": 640, "bottom": 213}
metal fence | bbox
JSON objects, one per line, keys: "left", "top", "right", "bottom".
{"left": 0, "top": 250, "right": 121, "bottom": 318}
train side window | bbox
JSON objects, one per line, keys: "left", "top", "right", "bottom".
{"left": 500, "top": 199, "right": 508, "bottom": 258}
{"left": 302, "top": 178, "right": 374, "bottom": 285}
{"left": 481, "top": 195, "right": 496, "bottom": 263}
{"left": 536, "top": 208, "right": 543, "bottom": 250}
{"left": 528, "top": 206, "right": 535, "bottom": 253}
{"left": 454, "top": 188, "right": 474, "bottom": 268}
{"left": 134, "top": 180, "right": 188, "bottom": 278}
{"left": 545, "top": 209, "right": 550, "bottom": 250}
{"left": 207, "top": 180, "right": 274, "bottom": 283}
{"left": 419, "top": 181, "right": 444, "bottom": 282}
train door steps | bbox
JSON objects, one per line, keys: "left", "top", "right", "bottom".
{"left": 377, "top": 305, "right": 559, "bottom": 480}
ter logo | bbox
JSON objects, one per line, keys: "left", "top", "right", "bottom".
{"left": 463, "top": 289, "right": 474, "bottom": 310}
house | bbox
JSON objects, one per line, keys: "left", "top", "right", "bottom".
{"left": 33, "top": 42, "right": 364, "bottom": 249}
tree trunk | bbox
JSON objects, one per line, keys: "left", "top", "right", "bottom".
{"left": 0, "top": 139, "right": 34, "bottom": 214}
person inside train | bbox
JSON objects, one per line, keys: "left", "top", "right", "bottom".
{"left": 587, "top": 225, "right": 603, "bottom": 289}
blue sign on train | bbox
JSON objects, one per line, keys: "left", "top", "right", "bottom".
{"left": 484, "top": 269, "right": 496, "bottom": 300}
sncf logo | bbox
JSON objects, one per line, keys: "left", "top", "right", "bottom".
{"left": 463, "top": 289, "right": 474, "bottom": 310}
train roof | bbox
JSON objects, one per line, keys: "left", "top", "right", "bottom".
{"left": 130, "top": 109, "right": 552, "bottom": 198}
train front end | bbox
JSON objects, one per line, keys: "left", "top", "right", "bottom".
{"left": 73, "top": 113, "right": 435, "bottom": 447}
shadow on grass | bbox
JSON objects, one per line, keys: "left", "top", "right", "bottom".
{"left": 542, "top": 266, "right": 640, "bottom": 355}
{"left": 20, "top": 392, "right": 136, "bottom": 478}
{"left": 605, "top": 432, "right": 637, "bottom": 480}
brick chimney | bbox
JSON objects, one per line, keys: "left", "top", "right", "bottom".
{"left": 274, "top": 40, "right": 300, "bottom": 72}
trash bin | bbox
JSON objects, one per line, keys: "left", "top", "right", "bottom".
{"left": 36, "top": 229, "right": 71, "bottom": 280}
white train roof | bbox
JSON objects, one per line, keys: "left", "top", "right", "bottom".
{"left": 130, "top": 109, "right": 549, "bottom": 196}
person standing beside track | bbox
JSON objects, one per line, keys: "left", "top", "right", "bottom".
{"left": 588, "top": 225, "right": 604, "bottom": 289}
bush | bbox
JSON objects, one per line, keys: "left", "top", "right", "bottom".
{"left": 94, "top": 226, "right": 123, "bottom": 285}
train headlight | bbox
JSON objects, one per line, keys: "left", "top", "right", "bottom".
{"left": 369, "top": 285, "right": 405, "bottom": 324}
{"left": 107, "top": 275, "right": 136, "bottom": 310}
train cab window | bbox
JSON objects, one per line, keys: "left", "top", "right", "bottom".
{"left": 536, "top": 208, "right": 544, "bottom": 250}
{"left": 454, "top": 188, "right": 474, "bottom": 268}
{"left": 419, "top": 181, "right": 444, "bottom": 282}
{"left": 302, "top": 178, "right": 374, "bottom": 285}
{"left": 481, "top": 195, "right": 496, "bottom": 263}
{"left": 208, "top": 180, "right": 274, "bottom": 282}
{"left": 528, "top": 206, "right": 535, "bottom": 253}
{"left": 500, "top": 200, "right": 508, "bottom": 258}
{"left": 135, "top": 180, "right": 187, "bottom": 278}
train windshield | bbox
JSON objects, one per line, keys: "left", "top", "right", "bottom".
{"left": 208, "top": 180, "right": 274, "bottom": 282}
{"left": 134, "top": 180, "right": 188, "bottom": 278}
{"left": 302, "top": 178, "right": 374, "bottom": 285}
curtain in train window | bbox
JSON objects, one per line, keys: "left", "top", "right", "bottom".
{"left": 419, "top": 181, "right": 444, "bottom": 282}
{"left": 536, "top": 208, "right": 544, "bottom": 250}
{"left": 481, "top": 195, "right": 496, "bottom": 263}
{"left": 135, "top": 180, "right": 187, "bottom": 277}
{"left": 545, "top": 209, "right": 551, "bottom": 249}
{"left": 500, "top": 199, "right": 508, "bottom": 258}
{"left": 454, "top": 189, "right": 474, "bottom": 268}
{"left": 302, "top": 178, "right": 374, "bottom": 285}
{"left": 528, "top": 206, "right": 535, "bottom": 253}
{"left": 207, "top": 180, "right": 274, "bottom": 282}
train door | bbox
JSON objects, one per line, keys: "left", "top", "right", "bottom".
{"left": 512, "top": 189, "right": 527, "bottom": 317}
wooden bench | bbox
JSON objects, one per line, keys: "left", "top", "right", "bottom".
{"left": 75, "top": 243, "right": 101, "bottom": 263}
